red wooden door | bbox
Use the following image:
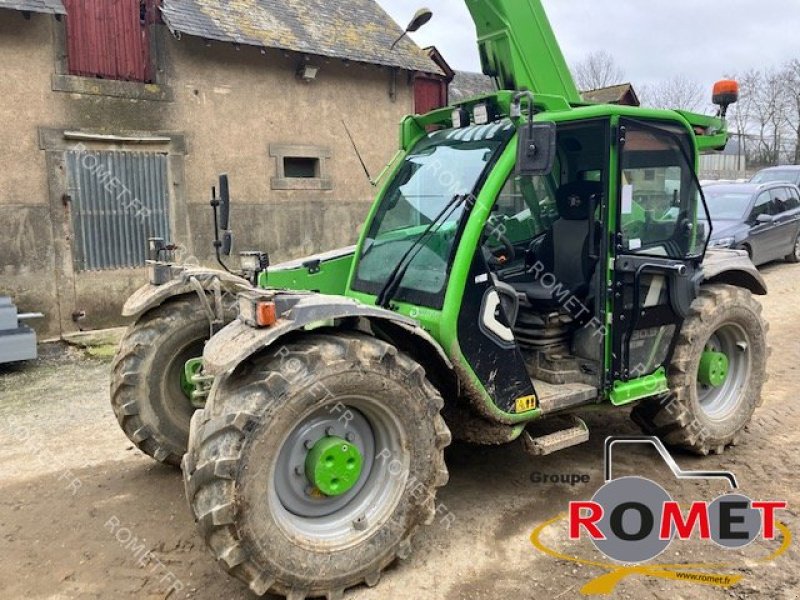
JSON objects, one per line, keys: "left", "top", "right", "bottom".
{"left": 64, "top": 0, "right": 154, "bottom": 82}
{"left": 415, "top": 77, "right": 447, "bottom": 115}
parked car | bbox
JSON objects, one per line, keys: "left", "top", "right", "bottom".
{"left": 750, "top": 165, "right": 800, "bottom": 186}
{"left": 703, "top": 183, "right": 800, "bottom": 266}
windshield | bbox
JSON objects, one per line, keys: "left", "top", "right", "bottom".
{"left": 701, "top": 189, "right": 752, "bottom": 220}
{"left": 752, "top": 170, "right": 798, "bottom": 184}
{"left": 353, "top": 123, "right": 513, "bottom": 307}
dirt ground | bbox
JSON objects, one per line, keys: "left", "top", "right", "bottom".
{"left": 1, "top": 263, "right": 799, "bottom": 600}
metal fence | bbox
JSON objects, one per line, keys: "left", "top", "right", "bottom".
{"left": 699, "top": 153, "right": 746, "bottom": 181}
{"left": 66, "top": 150, "right": 171, "bottom": 271}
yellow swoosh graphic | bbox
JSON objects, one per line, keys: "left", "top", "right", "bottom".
{"left": 530, "top": 512, "right": 791, "bottom": 596}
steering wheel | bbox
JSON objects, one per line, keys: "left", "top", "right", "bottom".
{"left": 483, "top": 221, "right": 516, "bottom": 268}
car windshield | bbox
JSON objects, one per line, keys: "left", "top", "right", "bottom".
{"left": 353, "top": 123, "right": 513, "bottom": 307}
{"left": 751, "top": 170, "right": 798, "bottom": 184}
{"left": 701, "top": 189, "right": 752, "bottom": 220}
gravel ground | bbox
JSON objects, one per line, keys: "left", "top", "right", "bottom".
{"left": 1, "top": 262, "right": 799, "bottom": 600}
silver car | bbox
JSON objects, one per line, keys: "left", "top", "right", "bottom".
{"left": 703, "top": 183, "right": 800, "bottom": 266}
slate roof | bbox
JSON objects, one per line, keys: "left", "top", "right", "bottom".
{"left": 449, "top": 71, "right": 496, "bottom": 103}
{"left": 0, "top": 0, "right": 65, "bottom": 14}
{"left": 160, "top": 0, "right": 441, "bottom": 74}
{"left": 581, "top": 83, "right": 640, "bottom": 106}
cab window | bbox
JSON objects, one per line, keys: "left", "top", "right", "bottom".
{"left": 619, "top": 119, "right": 708, "bottom": 258}
{"left": 492, "top": 174, "right": 558, "bottom": 245}
{"left": 490, "top": 121, "right": 608, "bottom": 250}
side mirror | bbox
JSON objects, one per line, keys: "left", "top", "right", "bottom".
{"left": 756, "top": 213, "right": 774, "bottom": 224}
{"left": 517, "top": 122, "right": 557, "bottom": 177}
{"left": 218, "top": 174, "right": 231, "bottom": 231}
{"left": 221, "top": 231, "right": 234, "bottom": 256}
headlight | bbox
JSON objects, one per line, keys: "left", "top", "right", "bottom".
{"left": 451, "top": 107, "right": 469, "bottom": 129}
{"left": 240, "top": 251, "right": 268, "bottom": 272}
{"left": 473, "top": 103, "right": 490, "bottom": 125}
{"left": 146, "top": 261, "right": 172, "bottom": 286}
{"left": 708, "top": 237, "right": 735, "bottom": 249}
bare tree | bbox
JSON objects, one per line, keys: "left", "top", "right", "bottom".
{"left": 786, "top": 59, "right": 800, "bottom": 164}
{"left": 726, "top": 70, "right": 760, "bottom": 170}
{"left": 639, "top": 75, "right": 705, "bottom": 112}
{"left": 749, "top": 67, "right": 793, "bottom": 166}
{"left": 573, "top": 50, "right": 625, "bottom": 91}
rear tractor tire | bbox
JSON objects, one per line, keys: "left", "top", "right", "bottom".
{"left": 183, "top": 332, "right": 451, "bottom": 599}
{"left": 111, "top": 296, "right": 228, "bottom": 466}
{"left": 632, "top": 284, "right": 768, "bottom": 455}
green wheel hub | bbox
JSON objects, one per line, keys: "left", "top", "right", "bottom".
{"left": 305, "top": 436, "right": 364, "bottom": 497}
{"left": 181, "top": 357, "right": 204, "bottom": 400}
{"left": 698, "top": 350, "right": 729, "bottom": 388}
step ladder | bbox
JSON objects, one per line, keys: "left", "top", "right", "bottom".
{"left": 522, "top": 416, "right": 589, "bottom": 456}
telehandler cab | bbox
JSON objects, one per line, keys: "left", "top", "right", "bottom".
{"left": 111, "top": 1, "right": 768, "bottom": 596}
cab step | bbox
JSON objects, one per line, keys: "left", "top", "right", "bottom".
{"left": 522, "top": 416, "right": 589, "bottom": 456}
{"left": 533, "top": 379, "right": 597, "bottom": 414}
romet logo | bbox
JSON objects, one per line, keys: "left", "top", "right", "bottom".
{"left": 530, "top": 436, "right": 792, "bottom": 595}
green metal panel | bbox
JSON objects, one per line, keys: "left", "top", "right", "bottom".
{"left": 464, "top": 0, "right": 581, "bottom": 103}
{"left": 261, "top": 252, "right": 355, "bottom": 296}
{"left": 437, "top": 139, "right": 540, "bottom": 422}
{"left": 609, "top": 368, "right": 669, "bottom": 406}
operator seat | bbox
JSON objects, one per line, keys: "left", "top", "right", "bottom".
{"left": 513, "top": 181, "right": 602, "bottom": 313}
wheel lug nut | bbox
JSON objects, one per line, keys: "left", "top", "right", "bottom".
{"left": 353, "top": 516, "right": 368, "bottom": 531}
{"left": 303, "top": 439, "right": 314, "bottom": 450}
{"left": 294, "top": 466, "right": 303, "bottom": 476}
{"left": 345, "top": 432, "right": 355, "bottom": 442}
{"left": 325, "top": 426, "right": 335, "bottom": 436}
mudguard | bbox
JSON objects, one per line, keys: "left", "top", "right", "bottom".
{"left": 701, "top": 249, "right": 768, "bottom": 295}
{"left": 122, "top": 266, "right": 250, "bottom": 319}
{"left": 202, "top": 292, "right": 453, "bottom": 379}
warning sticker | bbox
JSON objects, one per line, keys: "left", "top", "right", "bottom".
{"left": 515, "top": 395, "right": 537, "bottom": 413}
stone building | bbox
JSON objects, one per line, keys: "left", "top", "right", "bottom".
{"left": 0, "top": 0, "right": 441, "bottom": 337}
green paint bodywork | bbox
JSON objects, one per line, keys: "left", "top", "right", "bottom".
{"left": 305, "top": 436, "right": 363, "bottom": 497}
{"left": 464, "top": 0, "right": 581, "bottom": 103}
{"left": 699, "top": 350, "right": 729, "bottom": 388}
{"left": 610, "top": 368, "right": 669, "bottom": 406}
{"left": 260, "top": 251, "right": 355, "bottom": 296}
{"left": 247, "top": 0, "right": 733, "bottom": 428}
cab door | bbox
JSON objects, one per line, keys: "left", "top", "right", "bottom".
{"left": 610, "top": 119, "right": 709, "bottom": 388}
{"left": 747, "top": 190, "right": 782, "bottom": 263}
{"left": 769, "top": 186, "right": 800, "bottom": 259}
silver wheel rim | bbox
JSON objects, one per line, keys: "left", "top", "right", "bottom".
{"left": 697, "top": 323, "right": 752, "bottom": 420}
{"left": 269, "top": 396, "right": 407, "bottom": 550}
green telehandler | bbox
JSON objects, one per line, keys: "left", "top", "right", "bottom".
{"left": 111, "top": 1, "right": 768, "bottom": 596}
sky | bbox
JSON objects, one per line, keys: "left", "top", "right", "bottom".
{"left": 377, "top": 0, "right": 800, "bottom": 92}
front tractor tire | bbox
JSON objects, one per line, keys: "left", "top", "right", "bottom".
{"left": 632, "top": 284, "right": 768, "bottom": 455}
{"left": 111, "top": 296, "right": 225, "bottom": 466}
{"left": 183, "top": 332, "right": 451, "bottom": 599}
